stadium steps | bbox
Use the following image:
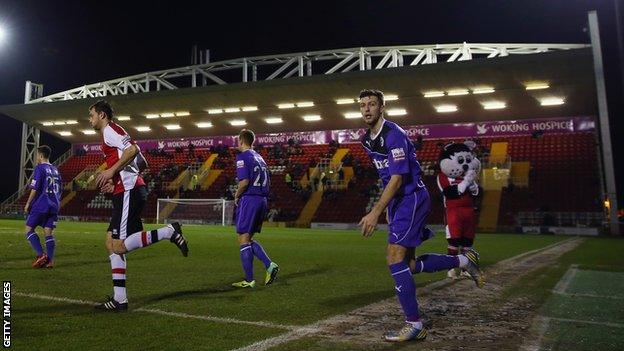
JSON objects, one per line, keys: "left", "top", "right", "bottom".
{"left": 201, "top": 170, "right": 223, "bottom": 190}
{"left": 168, "top": 170, "right": 190, "bottom": 191}
{"left": 60, "top": 191, "right": 76, "bottom": 209}
{"left": 511, "top": 161, "right": 530, "bottom": 187}
{"left": 64, "top": 163, "right": 106, "bottom": 191}
{"left": 158, "top": 191, "right": 181, "bottom": 222}
{"left": 478, "top": 190, "right": 503, "bottom": 232}
{"left": 478, "top": 141, "right": 509, "bottom": 232}
{"left": 332, "top": 148, "right": 350, "bottom": 164}
{"left": 295, "top": 190, "right": 324, "bottom": 227}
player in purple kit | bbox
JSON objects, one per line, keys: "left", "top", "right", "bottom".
{"left": 232, "top": 129, "right": 279, "bottom": 288}
{"left": 357, "top": 89, "right": 485, "bottom": 342}
{"left": 23, "top": 145, "right": 61, "bottom": 268}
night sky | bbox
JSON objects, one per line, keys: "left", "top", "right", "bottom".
{"left": 0, "top": 0, "right": 622, "bottom": 203}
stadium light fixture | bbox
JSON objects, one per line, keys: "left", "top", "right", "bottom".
{"left": 482, "top": 101, "right": 506, "bottom": 110}
{"left": 225, "top": 107, "right": 241, "bottom": 113}
{"left": 423, "top": 91, "right": 445, "bottom": 98}
{"left": 135, "top": 126, "right": 151, "bottom": 132}
{"left": 117, "top": 116, "right": 131, "bottom": 121}
{"left": 41, "top": 121, "right": 54, "bottom": 126}
{"left": 82, "top": 130, "right": 96, "bottom": 135}
{"left": 58, "top": 131, "right": 72, "bottom": 136}
{"left": 344, "top": 112, "right": 361, "bottom": 119}
{"left": 160, "top": 112, "right": 175, "bottom": 118}
{"left": 447, "top": 89, "right": 470, "bottom": 96}
{"left": 525, "top": 83, "right": 550, "bottom": 90}
{"left": 164, "top": 124, "right": 181, "bottom": 130}
{"left": 386, "top": 108, "right": 407, "bottom": 116}
{"left": 384, "top": 94, "right": 399, "bottom": 101}
{"left": 241, "top": 106, "right": 258, "bottom": 112}
{"left": 65, "top": 120, "right": 78, "bottom": 125}
{"left": 175, "top": 111, "right": 190, "bottom": 117}
{"left": 302, "top": 115, "right": 321, "bottom": 122}
{"left": 196, "top": 122, "right": 213, "bottom": 128}
{"left": 295, "top": 101, "right": 314, "bottom": 108}
{"left": 277, "top": 103, "right": 296, "bottom": 109}
{"left": 0, "top": 25, "right": 6, "bottom": 45}
{"left": 435, "top": 105, "right": 458, "bottom": 113}
{"left": 540, "top": 97, "right": 565, "bottom": 106}
{"left": 53, "top": 121, "right": 66, "bottom": 125}
{"left": 265, "top": 117, "right": 283, "bottom": 124}
{"left": 207, "top": 108, "right": 224, "bottom": 114}
{"left": 229, "top": 119, "right": 247, "bottom": 126}
{"left": 145, "top": 114, "right": 159, "bottom": 119}
{"left": 336, "top": 98, "right": 356, "bottom": 104}
{"left": 472, "top": 87, "right": 495, "bottom": 94}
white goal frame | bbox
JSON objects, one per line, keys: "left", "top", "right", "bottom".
{"left": 156, "top": 198, "right": 234, "bottom": 226}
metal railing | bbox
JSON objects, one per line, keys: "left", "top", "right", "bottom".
{"left": 27, "top": 43, "right": 589, "bottom": 104}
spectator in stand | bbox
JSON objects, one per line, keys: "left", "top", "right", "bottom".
{"left": 285, "top": 172, "right": 293, "bottom": 189}
{"left": 413, "top": 136, "right": 424, "bottom": 151}
{"left": 189, "top": 174, "right": 199, "bottom": 191}
{"left": 188, "top": 143, "right": 196, "bottom": 159}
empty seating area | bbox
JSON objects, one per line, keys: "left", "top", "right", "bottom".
{"left": 5, "top": 130, "right": 601, "bottom": 229}
{"left": 497, "top": 132, "right": 601, "bottom": 225}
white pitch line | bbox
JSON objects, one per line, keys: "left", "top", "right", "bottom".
{"left": 495, "top": 238, "right": 580, "bottom": 267}
{"left": 134, "top": 307, "right": 301, "bottom": 331}
{"left": 15, "top": 292, "right": 299, "bottom": 331}
{"left": 15, "top": 292, "right": 98, "bottom": 306}
{"left": 547, "top": 316, "right": 624, "bottom": 329}
{"left": 553, "top": 264, "right": 578, "bottom": 294}
{"left": 552, "top": 291, "right": 624, "bottom": 300}
{"left": 520, "top": 316, "right": 551, "bottom": 351}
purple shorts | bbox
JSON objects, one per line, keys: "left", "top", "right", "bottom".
{"left": 236, "top": 196, "right": 267, "bottom": 234}
{"left": 387, "top": 189, "right": 433, "bottom": 248}
{"left": 26, "top": 211, "right": 58, "bottom": 229}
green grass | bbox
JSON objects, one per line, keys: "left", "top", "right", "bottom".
{"left": 0, "top": 219, "right": 577, "bottom": 350}
{"left": 498, "top": 237, "right": 624, "bottom": 351}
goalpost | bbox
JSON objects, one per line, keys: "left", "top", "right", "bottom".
{"left": 156, "top": 198, "right": 235, "bottom": 226}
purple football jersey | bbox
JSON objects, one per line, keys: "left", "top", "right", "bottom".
{"left": 30, "top": 163, "right": 62, "bottom": 214}
{"left": 236, "top": 149, "right": 270, "bottom": 197}
{"left": 361, "top": 120, "right": 426, "bottom": 197}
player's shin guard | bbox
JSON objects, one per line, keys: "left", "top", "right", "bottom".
{"left": 251, "top": 241, "right": 272, "bottom": 268}
{"left": 389, "top": 262, "right": 420, "bottom": 322}
{"left": 412, "top": 254, "right": 460, "bottom": 274}
{"left": 123, "top": 226, "right": 174, "bottom": 252}
{"left": 26, "top": 231, "right": 44, "bottom": 256}
{"left": 240, "top": 243, "right": 254, "bottom": 282}
{"left": 45, "top": 235, "right": 56, "bottom": 261}
{"left": 110, "top": 254, "right": 127, "bottom": 303}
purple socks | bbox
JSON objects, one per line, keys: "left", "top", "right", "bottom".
{"left": 26, "top": 231, "right": 43, "bottom": 256}
{"left": 251, "top": 241, "right": 272, "bottom": 268}
{"left": 389, "top": 262, "right": 419, "bottom": 322}
{"left": 240, "top": 243, "right": 254, "bottom": 282}
{"left": 412, "top": 253, "right": 459, "bottom": 273}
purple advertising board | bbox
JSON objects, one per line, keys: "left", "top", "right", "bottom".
{"left": 74, "top": 116, "right": 595, "bottom": 154}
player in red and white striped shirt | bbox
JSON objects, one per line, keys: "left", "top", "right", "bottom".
{"left": 89, "top": 100, "right": 189, "bottom": 311}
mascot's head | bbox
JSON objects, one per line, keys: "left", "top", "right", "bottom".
{"left": 438, "top": 142, "right": 481, "bottom": 178}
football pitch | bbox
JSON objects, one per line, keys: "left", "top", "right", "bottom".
{"left": 1, "top": 219, "right": 623, "bottom": 351}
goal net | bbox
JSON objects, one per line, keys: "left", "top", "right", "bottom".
{"left": 156, "top": 198, "right": 235, "bottom": 225}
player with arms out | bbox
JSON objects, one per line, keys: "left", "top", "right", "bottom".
{"left": 357, "top": 89, "right": 484, "bottom": 342}
{"left": 89, "top": 100, "right": 189, "bottom": 311}
{"left": 23, "top": 145, "right": 61, "bottom": 268}
{"left": 232, "top": 129, "right": 279, "bottom": 289}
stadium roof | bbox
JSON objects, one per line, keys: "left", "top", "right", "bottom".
{"left": 0, "top": 44, "right": 596, "bottom": 143}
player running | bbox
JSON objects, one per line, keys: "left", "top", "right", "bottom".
{"left": 23, "top": 145, "right": 61, "bottom": 268}
{"left": 232, "top": 129, "right": 279, "bottom": 289}
{"left": 357, "top": 89, "right": 484, "bottom": 342}
{"left": 89, "top": 100, "right": 189, "bottom": 311}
